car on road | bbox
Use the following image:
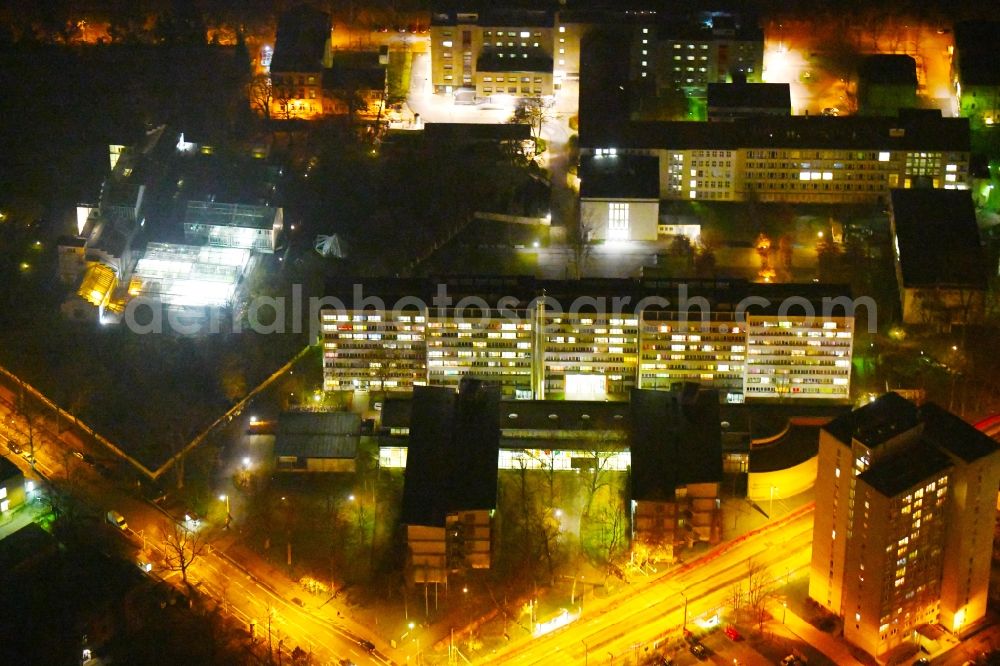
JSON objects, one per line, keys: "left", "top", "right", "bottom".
{"left": 7, "top": 440, "right": 22, "bottom": 455}
{"left": 358, "top": 639, "right": 376, "bottom": 653}
{"left": 689, "top": 643, "right": 709, "bottom": 660}
{"left": 107, "top": 510, "right": 128, "bottom": 530}
{"left": 822, "top": 107, "right": 840, "bottom": 116}
{"left": 724, "top": 625, "right": 742, "bottom": 641}
{"left": 183, "top": 509, "right": 202, "bottom": 528}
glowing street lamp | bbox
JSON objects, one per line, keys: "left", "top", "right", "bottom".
{"left": 219, "top": 494, "right": 231, "bottom": 514}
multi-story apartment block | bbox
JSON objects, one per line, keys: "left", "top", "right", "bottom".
{"left": 321, "top": 278, "right": 855, "bottom": 403}
{"left": 632, "top": 12, "right": 764, "bottom": 94}
{"left": 430, "top": 7, "right": 554, "bottom": 98}
{"left": 581, "top": 110, "right": 970, "bottom": 204}
{"left": 809, "top": 393, "right": 1000, "bottom": 658}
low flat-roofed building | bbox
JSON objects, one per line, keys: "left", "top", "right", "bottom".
{"left": 183, "top": 200, "right": 283, "bottom": 254}
{"left": 579, "top": 154, "right": 660, "bottom": 241}
{"left": 129, "top": 242, "right": 251, "bottom": 308}
{"left": 274, "top": 412, "right": 359, "bottom": 473}
{"left": 707, "top": 82, "right": 790, "bottom": 120}
{"left": 889, "top": 189, "right": 988, "bottom": 326}
{"left": 858, "top": 55, "right": 918, "bottom": 117}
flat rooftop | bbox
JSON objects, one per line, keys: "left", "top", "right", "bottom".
{"left": 184, "top": 200, "right": 279, "bottom": 231}
{"left": 130, "top": 242, "right": 250, "bottom": 308}
{"left": 890, "top": 189, "right": 987, "bottom": 290}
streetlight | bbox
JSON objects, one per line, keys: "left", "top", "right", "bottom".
{"left": 782, "top": 601, "right": 787, "bottom": 624}
{"left": 242, "top": 456, "right": 252, "bottom": 469}
{"left": 219, "top": 494, "right": 230, "bottom": 514}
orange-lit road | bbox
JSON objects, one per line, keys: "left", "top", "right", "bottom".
{"left": 0, "top": 380, "right": 391, "bottom": 666}
{"left": 485, "top": 507, "right": 815, "bottom": 665}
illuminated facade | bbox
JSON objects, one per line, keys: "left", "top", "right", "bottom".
{"left": 321, "top": 278, "right": 855, "bottom": 402}
{"left": 582, "top": 111, "right": 971, "bottom": 204}
{"left": 430, "top": 8, "right": 555, "bottom": 97}
{"left": 632, "top": 13, "right": 764, "bottom": 91}
{"left": 269, "top": 5, "right": 332, "bottom": 119}
{"left": 809, "top": 394, "right": 1000, "bottom": 657}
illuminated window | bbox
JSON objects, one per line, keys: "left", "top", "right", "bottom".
{"left": 608, "top": 203, "right": 630, "bottom": 240}
{"left": 878, "top": 152, "right": 890, "bottom": 162}
{"left": 559, "top": 26, "right": 566, "bottom": 33}
{"left": 443, "top": 40, "right": 453, "bottom": 47}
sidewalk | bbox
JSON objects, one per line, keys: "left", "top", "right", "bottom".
{"left": 769, "top": 599, "right": 866, "bottom": 666}
{"left": 216, "top": 537, "right": 401, "bottom": 661}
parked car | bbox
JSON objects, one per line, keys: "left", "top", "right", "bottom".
{"left": 689, "top": 643, "right": 709, "bottom": 660}
{"left": 358, "top": 639, "right": 376, "bottom": 653}
{"left": 724, "top": 625, "right": 742, "bottom": 641}
{"left": 106, "top": 510, "right": 128, "bottom": 530}
{"left": 822, "top": 107, "right": 840, "bottom": 116}
{"left": 7, "top": 440, "right": 22, "bottom": 455}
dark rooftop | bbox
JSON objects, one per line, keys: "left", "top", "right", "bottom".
{"left": 400, "top": 380, "right": 500, "bottom": 526}
{"left": 859, "top": 55, "right": 918, "bottom": 86}
{"left": 858, "top": 439, "right": 952, "bottom": 498}
{"left": 748, "top": 423, "right": 822, "bottom": 473}
{"left": 954, "top": 21, "right": 1000, "bottom": 86}
{"left": 381, "top": 397, "right": 412, "bottom": 429}
{"left": 890, "top": 189, "right": 988, "bottom": 289}
{"left": 271, "top": 5, "right": 331, "bottom": 73}
{"left": 581, "top": 111, "right": 970, "bottom": 153}
{"left": 431, "top": 6, "right": 553, "bottom": 28}
{"left": 325, "top": 276, "right": 853, "bottom": 315}
{"left": 823, "top": 392, "right": 919, "bottom": 449}
{"left": 656, "top": 15, "right": 763, "bottom": 42}
{"left": 476, "top": 51, "right": 554, "bottom": 73}
{"left": 500, "top": 400, "right": 630, "bottom": 431}
{"left": 707, "top": 83, "right": 790, "bottom": 112}
{"left": 424, "top": 122, "right": 532, "bottom": 143}
{"left": 0, "top": 456, "right": 22, "bottom": 481}
{"left": 630, "top": 384, "right": 723, "bottom": 501}
{"left": 275, "top": 412, "right": 359, "bottom": 459}
{"left": 579, "top": 154, "right": 660, "bottom": 199}
{"left": 324, "top": 51, "right": 386, "bottom": 91}
{"left": 449, "top": 379, "right": 501, "bottom": 513}
{"left": 401, "top": 386, "right": 455, "bottom": 526}
{"left": 920, "top": 402, "right": 1000, "bottom": 463}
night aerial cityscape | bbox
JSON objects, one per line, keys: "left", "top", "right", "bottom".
{"left": 4, "top": 0, "right": 1000, "bottom": 664}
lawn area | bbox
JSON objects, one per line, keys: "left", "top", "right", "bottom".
{"left": 387, "top": 50, "right": 412, "bottom": 103}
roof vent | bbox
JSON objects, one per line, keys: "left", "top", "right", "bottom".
{"left": 889, "top": 128, "right": 905, "bottom": 137}
{"left": 548, "top": 413, "right": 559, "bottom": 420}
{"left": 508, "top": 413, "right": 518, "bottom": 419}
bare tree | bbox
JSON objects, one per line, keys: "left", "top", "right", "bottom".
{"left": 744, "top": 559, "right": 775, "bottom": 631}
{"left": 248, "top": 73, "right": 273, "bottom": 121}
{"left": 163, "top": 520, "right": 208, "bottom": 585}
{"left": 567, "top": 209, "right": 594, "bottom": 279}
{"left": 511, "top": 97, "right": 554, "bottom": 141}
